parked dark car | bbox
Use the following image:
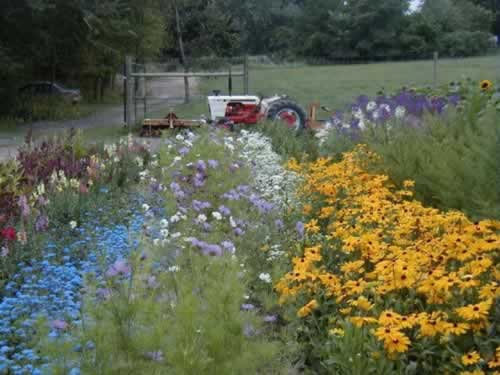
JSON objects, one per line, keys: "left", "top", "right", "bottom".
{"left": 18, "top": 81, "right": 82, "bottom": 104}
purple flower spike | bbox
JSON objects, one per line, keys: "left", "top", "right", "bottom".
{"left": 18, "top": 195, "right": 30, "bottom": 217}
{"left": 234, "top": 228, "right": 245, "bottom": 237}
{"left": 296, "top": 221, "right": 305, "bottom": 239}
{"left": 35, "top": 214, "right": 49, "bottom": 232}
{"left": 106, "top": 259, "right": 131, "bottom": 278}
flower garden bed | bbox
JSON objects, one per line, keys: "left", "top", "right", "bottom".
{"left": 0, "top": 79, "right": 498, "bottom": 375}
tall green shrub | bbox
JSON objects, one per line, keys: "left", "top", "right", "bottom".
{"left": 367, "top": 93, "right": 500, "bottom": 220}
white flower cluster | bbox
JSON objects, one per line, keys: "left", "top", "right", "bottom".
{"left": 237, "top": 130, "right": 300, "bottom": 207}
{"left": 49, "top": 170, "right": 80, "bottom": 192}
{"left": 266, "top": 244, "right": 286, "bottom": 262}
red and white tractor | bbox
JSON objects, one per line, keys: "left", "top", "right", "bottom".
{"left": 141, "top": 92, "right": 325, "bottom": 136}
{"left": 206, "top": 92, "right": 307, "bottom": 130}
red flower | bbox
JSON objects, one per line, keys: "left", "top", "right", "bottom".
{"left": 1, "top": 227, "right": 17, "bottom": 241}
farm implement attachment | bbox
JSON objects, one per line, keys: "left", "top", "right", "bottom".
{"left": 140, "top": 112, "right": 205, "bottom": 137}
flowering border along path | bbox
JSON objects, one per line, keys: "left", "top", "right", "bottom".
{"left": 1, "top": 128, "right": 301, "bottom": 374}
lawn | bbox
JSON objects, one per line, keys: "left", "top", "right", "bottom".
{"left": 172, "top": 53, "right": 500, "bottom": 118}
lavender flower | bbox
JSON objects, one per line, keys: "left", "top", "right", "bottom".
{"left": 35, "top": 214, "right": 49, "bottom": 232}
{"left": 241, "top": 303, "right": 256, "bottom": 311}
{"left": 263, "top": 314, "right": 278, "bottom": 323}
{"left": 221, "top": 240, "right": 236, "bottom": 254}
{"left": 296, "top": 221, "right": 304, "bottom": 239}
{"left": 202, "top": 244, "right": 223, "bottom": 257}
{"left": 218, "top": 205, "right": 231, "bottom": 216}
{"left": 50, "top": 320, "right": 68, "bottom": 330}
{"left": 195, "top": 160, "right": 207, "bottom": 173}
{"left": 192, "top": 200, "right": 212, "bottom": 212}
{"left": 179, "top": 147, "right": 190, "bottom": 156}
{"left": 193, "top": 172, "right": 206, "bottom": 188}
{"left": 275, "top": 219, "right": 284, "bottom": 231}
{"left": 208, "top": 159, "right": 219, "bottom": 169}
{"left": 105, "top": 260, "right": 131, "bottom": 278}
{"left": 18, "top": 195, "right": 30, "bottom": 217}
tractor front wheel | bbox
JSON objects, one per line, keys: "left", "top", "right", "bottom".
{"left": 266, "top": 99, "right": 307, "bottom": 131}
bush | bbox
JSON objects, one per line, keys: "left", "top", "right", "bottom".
{"left": 438, "top": 31, "right": 493, "bottom": 57}
{"left": 366, "top": 93, "right": 500, "bottom": 221}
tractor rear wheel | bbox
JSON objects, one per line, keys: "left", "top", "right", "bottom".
{"left": 266, "top": 99, "right": 307, "bottom": 130}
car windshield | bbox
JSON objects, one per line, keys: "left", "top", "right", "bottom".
{"left": 52, "top": 83, "right": 67, "bottom": 91}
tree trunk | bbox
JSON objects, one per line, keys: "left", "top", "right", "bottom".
{"left": 173, "top": 0, "right": 190, "bottom": 103}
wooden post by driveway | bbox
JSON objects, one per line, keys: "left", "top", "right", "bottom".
{"left": 125, "top": 55, "right": 134, "bottom": 132}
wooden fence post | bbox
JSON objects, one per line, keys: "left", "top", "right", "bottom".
{"left": 125, "top": 55, "right": 134, "bottom": 132}
{"left": 243, "top": 55, "right": 249, "bottom": 95}
{"left": 433, "top": 51, "right": 439, "bottom": 89}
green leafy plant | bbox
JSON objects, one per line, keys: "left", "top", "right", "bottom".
{"left": 367, "top": 93, "right": 500, "bottom": 220}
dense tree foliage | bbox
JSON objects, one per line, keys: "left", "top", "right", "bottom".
{"left": 0, "top": 0, "right": 497, "bottom": 115}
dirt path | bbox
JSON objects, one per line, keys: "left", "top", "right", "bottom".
{"left": 0, "top": 78, "right": 199, "bottom": 161}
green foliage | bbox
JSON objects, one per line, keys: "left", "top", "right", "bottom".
{"left": 438, "top": 30, "right": 492, "bottom": 57}
{"left": 366, "top": 93, "right": 500, "bottom": 220}
{"left": 254, "top": 121, "right": 319, "bottom": 162}
{"left": 37, "top": 211, "right": 280, "bottom": 374}
{"left": 320, "top": 324, "right": 400, "bottom": 375}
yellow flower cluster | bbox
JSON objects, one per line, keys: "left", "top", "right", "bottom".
{"left": 277, "top": 146, "right": 500, "bottom": 368}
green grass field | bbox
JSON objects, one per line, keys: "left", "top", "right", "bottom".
{"left": 173, "top": 54, "right": 500, "bottom": 118}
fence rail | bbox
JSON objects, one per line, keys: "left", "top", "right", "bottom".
{"left": 124, "top": 55, "right": 250, "bottom": 130}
